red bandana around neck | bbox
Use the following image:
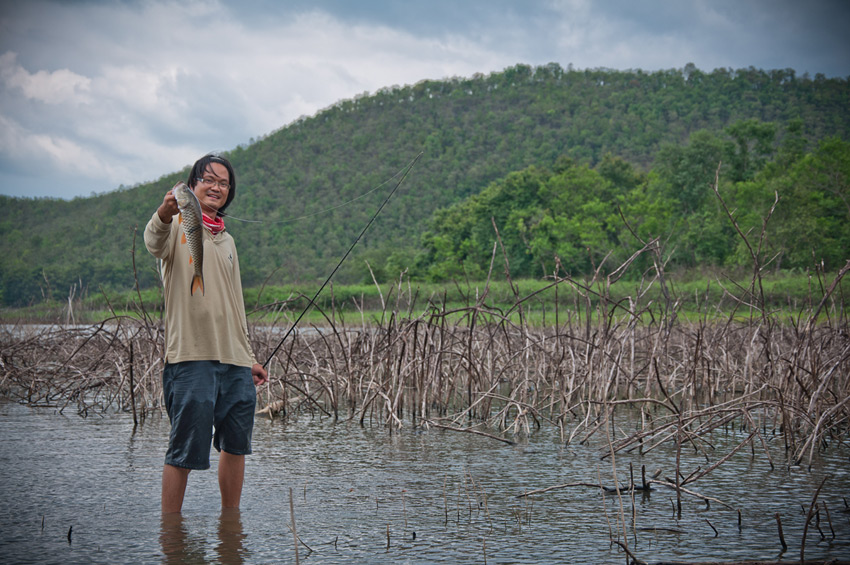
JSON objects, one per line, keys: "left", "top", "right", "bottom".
{"left": 202, "top": 213, "right": 225, "bottom": 235}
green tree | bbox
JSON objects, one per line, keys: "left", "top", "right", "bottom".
{"left": 726, "top": 118, "right": 777, "bottom": 182}
{"left": 770, "top": 138, "right": 850, "bottom": 270}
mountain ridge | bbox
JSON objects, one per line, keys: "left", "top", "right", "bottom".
{"left": 1, "top": 63, "right": 848, "bottom": 305}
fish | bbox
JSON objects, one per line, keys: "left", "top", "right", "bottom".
{"left": 171, "top": 182, "right": 205, "bottom": 296}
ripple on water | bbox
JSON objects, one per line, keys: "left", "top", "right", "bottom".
{"left": 1, "top": 400, "right": 848, "bottom": 563}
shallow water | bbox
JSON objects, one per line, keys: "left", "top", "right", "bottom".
{"left": 1, "top": 400, "right": 848, "bottom": 564}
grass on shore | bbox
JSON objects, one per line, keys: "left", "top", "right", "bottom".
{"left": 1, "top": 269, "right": 845, "bottom": 327}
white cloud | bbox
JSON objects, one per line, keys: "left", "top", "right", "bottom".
{"left": 0, "top": 51, "right": 91, "bottom": 104}
{"left": 96, "top": 64, "right": 185, "bottom": 112}
{"left": 0, "top": 113, "right": 31, "bottom": 163}
{"left": 31, "top": 134, "right": 103, "bottom": 177}
{"left": 0, "top": 112, "right": 121, "bottom": 191}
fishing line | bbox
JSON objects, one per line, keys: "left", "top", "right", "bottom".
{"left": 262, "top": 151, "right": 423, "bottom": 370}
{"left": 222, "top": 162, "right": 408, "bottom": 225}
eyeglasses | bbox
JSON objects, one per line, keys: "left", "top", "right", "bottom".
{"left": 196, "top": 177, "right": 230, "bottom": 190}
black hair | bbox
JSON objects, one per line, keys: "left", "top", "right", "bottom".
{"left": 187, "top": 153, "right": 236, "bottom": 217}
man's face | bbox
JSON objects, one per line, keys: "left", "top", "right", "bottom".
{"left": 192, "top": 162, "right": 230, "bottom": 217}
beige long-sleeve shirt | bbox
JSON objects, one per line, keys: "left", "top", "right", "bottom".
{"left": 144, "top": 211, "right": 257, "bottom": 367}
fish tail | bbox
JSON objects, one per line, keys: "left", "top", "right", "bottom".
{"left": 190, "top": 274, "right": 205, "bottom": 296}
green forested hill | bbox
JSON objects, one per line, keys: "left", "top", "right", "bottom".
{"left": 1, "top": 64, "right": 849, "bottom": 306}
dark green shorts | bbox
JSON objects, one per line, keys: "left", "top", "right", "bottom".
{"left": 162, "top": 361, "right": 256, "bottom": 470}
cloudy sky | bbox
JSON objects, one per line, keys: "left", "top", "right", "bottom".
{"left": 1, "top": 0, "right": 848, "bottom": 200}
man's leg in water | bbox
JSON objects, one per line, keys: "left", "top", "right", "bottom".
{"left": 218, "top": 451, "right": 245, "bottom": 508}
{"left": 162, "top": 464, "right": 191, "bottom": 513}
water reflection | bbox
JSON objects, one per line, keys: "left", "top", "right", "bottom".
{"left": 159, "top": 513, "right": 205, "bottom": 564}
{"left": 216, "top": 509, "right": 248, "bottom": 563}
{"left": 160, "top": 509, "right": 248, "bottom": 564}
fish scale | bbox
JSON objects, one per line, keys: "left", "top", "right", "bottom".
{"left": 172, "top": 182, "right": 205, "bottom": 296}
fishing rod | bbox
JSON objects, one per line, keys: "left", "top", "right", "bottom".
{"left": 262, "top": 151, "right": 423, "bottom": 370}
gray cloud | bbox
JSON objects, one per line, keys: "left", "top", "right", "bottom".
{"left": 1, "top": 0, "right": 847, "bottom": 199}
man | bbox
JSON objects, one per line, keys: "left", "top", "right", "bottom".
{"left": 145, "top": 153, "right": 268, "bottom": 514}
